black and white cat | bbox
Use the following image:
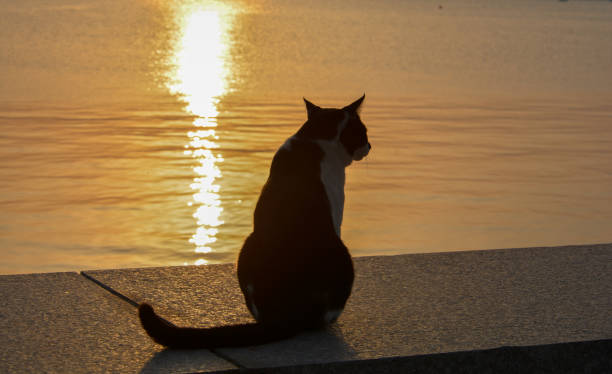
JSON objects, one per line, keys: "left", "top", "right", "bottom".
{"left": 138, "top": 95, "right": 371, "bottom": 348}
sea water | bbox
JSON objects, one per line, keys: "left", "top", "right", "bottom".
{"left": 1, "top": 0, "right": 611, "bottom": 274}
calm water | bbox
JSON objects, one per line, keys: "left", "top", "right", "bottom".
{"left": 1, "top": 0, "right": 611, "bottom": 274}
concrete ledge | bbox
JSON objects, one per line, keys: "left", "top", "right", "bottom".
{"left": 235, "top": 339, "right": 611, "bottom": 374}
{"left": 0, "top": 272, "right": 235, "bottom": 373}
{"left": 1, "top": 243, "right": 611, "bottom": 373}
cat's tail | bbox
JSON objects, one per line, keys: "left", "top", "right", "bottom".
{"left": 138, "top": 303, "right": 296, "bottom": 349}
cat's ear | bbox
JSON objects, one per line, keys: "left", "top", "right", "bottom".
{"left": 303, "top": 98, "right": 321, "bottom": 119}
{"left": 343, "top": 94, "right": 365, "bottom": 112}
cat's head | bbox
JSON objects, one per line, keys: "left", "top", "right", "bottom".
{"left": 297, "top": 95, "right": 371, "bottom": 164}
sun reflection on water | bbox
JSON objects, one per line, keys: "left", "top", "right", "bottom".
{"left": 168, "top": 3, "right": 235, "bottom": 265}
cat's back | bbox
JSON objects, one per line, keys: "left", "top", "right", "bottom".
{"left": 269, "top": 136, "right": 324, "bottom": 180}
{"left": 252, "top": 135, "right": 334, "bottom": 234}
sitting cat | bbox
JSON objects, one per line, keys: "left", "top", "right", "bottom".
{"left": 138, "top": 95, "right": 371, "bottom": 348}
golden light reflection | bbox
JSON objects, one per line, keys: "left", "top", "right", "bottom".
{"left": 168, "top": 2, "right": 235, "bottom": 265}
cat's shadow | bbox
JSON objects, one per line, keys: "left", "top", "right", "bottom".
{"left": 139, "top": 348, "right": 220, "bottom": 374}
{"left": 139, "top": 326, "right": 358, "bottom": 373}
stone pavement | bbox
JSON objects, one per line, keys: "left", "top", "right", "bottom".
{"left": 1, "top": 244, "right": 611, "bottom": 373}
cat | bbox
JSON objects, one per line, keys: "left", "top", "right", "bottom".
{"left": 138, "top": 95, "right": 371, "bottom": 348}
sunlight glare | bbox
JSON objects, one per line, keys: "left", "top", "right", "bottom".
{"left": 167, "top": 3, "right": 236, "bottom": 265}
{"left": 168, "top": 7, "right": 231, "bottom": 118}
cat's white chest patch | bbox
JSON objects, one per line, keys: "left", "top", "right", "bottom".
{"left": 316, "top": 141, "right": 349, "bottom": 237}
{"left": 315, "top": 112, "right": 351, "bottom": 236}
